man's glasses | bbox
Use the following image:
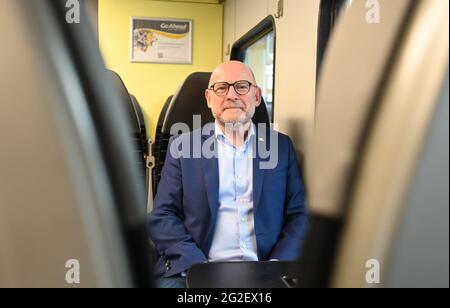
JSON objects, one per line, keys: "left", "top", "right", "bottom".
{"left": 209, "top": 80, "right": 257, "bottom": 96}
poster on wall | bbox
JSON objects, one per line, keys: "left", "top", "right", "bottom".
{"left": 131, "top": 17, "right": 193, "bottom": 64}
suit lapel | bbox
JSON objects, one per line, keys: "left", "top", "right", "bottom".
{"left": 253, "top": 128, "right": 266, "bottom": 214}
{"left": 201, "top": 133, "right": 220, "bottom": 223}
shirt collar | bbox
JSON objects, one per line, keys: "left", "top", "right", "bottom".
{"left": 214, "top": 121, "right": 255, "bottom": 145}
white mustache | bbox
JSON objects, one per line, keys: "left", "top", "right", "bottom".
{"left": 223, "top": 106, "right": 245, "bottom": 110}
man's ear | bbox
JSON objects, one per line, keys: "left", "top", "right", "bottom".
{"left": 255, "top": 87, "right": 262, "bottom": 107}
{"left": 205, "top": 89, "right": 212, "bottom": 108}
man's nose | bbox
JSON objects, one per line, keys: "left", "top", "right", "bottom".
{"left": 226, "top": 85, "right": 239, "bottom": 100}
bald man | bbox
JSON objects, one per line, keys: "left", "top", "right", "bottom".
{"left": 149, "top": 61, "right": 309, "bottom": 288}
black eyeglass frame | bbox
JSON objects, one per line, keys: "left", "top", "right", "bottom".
{"left": 208, "top": 80, "right": 258, "bottom": 96}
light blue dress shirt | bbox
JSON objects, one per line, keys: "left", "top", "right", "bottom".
{"left": 208, "top": 121, "right": 259, "bottom": 262}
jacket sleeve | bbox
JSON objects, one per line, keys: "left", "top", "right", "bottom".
{"left": 148, "top": 136, "right": 207, "bottom": 277}
{"left": 269, "top": 136, "right": 310, "bottom": 260}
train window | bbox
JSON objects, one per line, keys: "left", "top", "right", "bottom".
{"left": 243, "top": 32, "right": 274, "bottom": 122}
{"left": 230, "top": 16, "right": 276, "bottom": 123}
{"left": 317, "top": 0, "right": 353, "bottom": 77}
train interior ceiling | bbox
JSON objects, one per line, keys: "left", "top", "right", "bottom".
{"left": 0, "top": 0, "right": 448, "bottom": 288}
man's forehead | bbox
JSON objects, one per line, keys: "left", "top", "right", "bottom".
{"left": 210, "top": 63, "right": 255, "bottom": 84}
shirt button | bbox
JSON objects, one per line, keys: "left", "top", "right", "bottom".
{"left": 241, "top": 217, "right": 247, "bottom": 222}
{"left": 238, "top": 175, "right": 243, "bottom": 179}
{"left": 242, "top": 243, "right": 247, "bottom": 248}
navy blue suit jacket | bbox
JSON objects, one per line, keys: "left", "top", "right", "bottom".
{"left": 149, "top": 125, "right": 309, "bottom": 278}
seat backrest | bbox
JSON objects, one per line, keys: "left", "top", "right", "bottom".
{"left": 130, "top": 94, "right": 148, "bottom": 157}
{"left": 153, "top": 72, "right": 270, "bottom": 194}
{"left": 158, "top": 95, "right": 174, "bottom": 131}
{"left": 162, "top": 72, "right": 214, "bottom": 133}
{"left": 152, "top": 95, "right": 173, "bottom": 196}
{"left": 1, "top": 0, "right": 153, "bottom": 287}
{"left": 109, "top": 71, "right": 147, "bottom": 184}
